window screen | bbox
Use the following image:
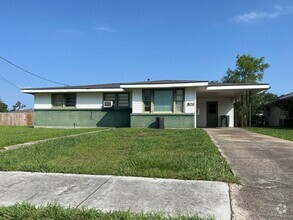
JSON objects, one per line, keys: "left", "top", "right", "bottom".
{"left": 118, "top": 93, "right": 129, "bottom": 108}
{"left": 175, "top": 89, "right": 184, "bottom": 113}
{"left": 104, "top": 93, "right": 130, "bottom": 108}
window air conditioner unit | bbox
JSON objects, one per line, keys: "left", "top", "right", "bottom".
{"left": 103, "top": 101, "right": 113, "bottom": 108}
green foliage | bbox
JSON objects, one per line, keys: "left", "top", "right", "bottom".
{"left": 221, "top": 55, "right": 270, "bottom": 126}
{"left": 247, "top": 127, "right": 293, "bottom": 141}
{"left": 0, "top": 98, "right": 8, "bottom": 112}
{"left": 0, "top": 203, "right": 211, "bottom": 220}
{"left": 222, "top": 54, "right": 269, "bottom": 83}
{"left": 0, "top": 128, "right": 239, "bottom": 183}
{"left": 262, "top": 93, "right": 278, "bottom": 104}
{"left": 12, "top": 101, "right": 26, "bottom": 111}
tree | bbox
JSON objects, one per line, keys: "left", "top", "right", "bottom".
{"left": 221, "top": 55, "right": 270, "bottom": 127}
{"left": 222, "top": 55, "right": 270, "bottom": 83}
{"left": 262, "top": 92, "right": 278, "bottom": 104}
{"left": 12, "top": 101, "right": 26, "bottom": 111}
{"left": 0, "top": 98, "right": 8, "bottom": 112}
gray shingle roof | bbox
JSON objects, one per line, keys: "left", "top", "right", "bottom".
{"left": 123, "top": 80, "right": 207, "bottom": 85}
{"left": 208, "top": 82, "right": 270, "bottom": 86}
{"left": 22, "top": 83, "right": 122, "bottom": 90}
{"left": 22, "top": 80, "right": 269, "bottom": 91}
{"left": 22, "top": 80, "right": 208, "bottom": 90}
{"left": 279, "top": 92, "right": 293, "bottom": 100}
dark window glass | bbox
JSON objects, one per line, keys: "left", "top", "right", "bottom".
{"left": 65, "top": 94, "right": 76, "bottom": 107}
{"left": 143, "top": 90, "right": 152, "bottom": 112}
{"left": 52, "top": 94, "right": 76, "bottom": 108}
{"left": 52, "top": 94, "right": 64, "bottom": 107}
{"left": 208, "top": 104, "right": 217, "bottom": 114}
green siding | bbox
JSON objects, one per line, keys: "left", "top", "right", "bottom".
{"left": 34, "top": 109, "right": 131, "bottom": 128}
{"left": 131, "top": 114, "right": 194, "bottom": 128}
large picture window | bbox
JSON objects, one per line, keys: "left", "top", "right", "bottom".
{"left": 143, "top": 89, "right": 184, "bottom": 113}
{"left": 154, "top": 90, "right": 173, "bottom": 112}
{"left": 52, "top": 93, "right": 76, "bottom": 108}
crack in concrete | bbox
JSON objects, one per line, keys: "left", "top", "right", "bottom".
{"left": 76, "top": 176, "right": 113, "bottom": 208}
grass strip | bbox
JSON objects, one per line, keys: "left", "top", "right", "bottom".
{"left": 246, "top": 127, "right": 293, "bottom": 141}
{"left": 0, "top": 203, "right": 213, "bottom": 220}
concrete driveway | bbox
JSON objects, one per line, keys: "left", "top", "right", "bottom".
{"left": 205, "top": 128, "right": 293, "bottom": 220}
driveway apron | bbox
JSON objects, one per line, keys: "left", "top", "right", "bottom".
{"left": 205, "top": 128, "right": 293, "bottom": 220}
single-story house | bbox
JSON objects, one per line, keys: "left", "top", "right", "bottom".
{"left": 21, "top": 80, "right": 270, "bottom": 128}
{"left": 264, "top": 92, "right": 293, "bottom": 127}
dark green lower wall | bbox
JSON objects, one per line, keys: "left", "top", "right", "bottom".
{"left": 34, "top": 109, "right": 131, "bottom": 128}
{"left": 35, "top": 110, "right": 194, "bottom": 128}
{"left": 131, "top": 114, "right": 194, "bottom": 128}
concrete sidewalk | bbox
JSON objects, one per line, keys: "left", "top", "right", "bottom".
{"left": 0, "top": 171, "right": 231, "bottom": 219}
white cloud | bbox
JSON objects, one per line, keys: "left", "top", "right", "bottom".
{"left": 93, "top": 23, "right": 115, "bottom": 32}
{"left": 232, "top": 5, "right": 292, "bottom": 23}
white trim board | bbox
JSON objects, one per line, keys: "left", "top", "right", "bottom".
{"left": 21, "top": 88, "right": 125, "bottom": 93}
{"left": 206, "top": 85, "right": 270, "bottom": 90}
{"left": 121, "top": 82, "right": 209, "bottom": 89}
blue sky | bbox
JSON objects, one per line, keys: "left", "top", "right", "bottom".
{"left": 0, "top": 0, "right": 292, "bottom": 109}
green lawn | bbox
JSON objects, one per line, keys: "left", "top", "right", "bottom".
{"left": 0, "top": 203, "right": 211, "bottom": 220}
{"left": 0, "top": 128, "right": 238, "bottom": 183}
{"left": 0, "top": 126, "right": 102, "bottom": 148}
{"left": 247, "top": 127, "right": 293, "bottom": 141}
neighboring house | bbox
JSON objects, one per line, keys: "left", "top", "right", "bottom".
{"left": 21, "top": 80, "right": 269, "bottom": 128}
{"left": 264, "top": 92, "right": 293, "bottom": 127}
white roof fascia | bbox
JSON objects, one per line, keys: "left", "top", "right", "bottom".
{"left": 120, "top": 82, "right": 209, "bottom": 89}
{"left": 207, "top": 85, "right": 270, "bottom": 91}
{"left": 21, "top": 88, "right": 125, "bottom": 93}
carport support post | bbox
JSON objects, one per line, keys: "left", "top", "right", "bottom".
{"left": 249, "top": 90, "right": 252, "bottom": 127}
{"left": 194, "top": 88, "right": 197, "bottom": 128}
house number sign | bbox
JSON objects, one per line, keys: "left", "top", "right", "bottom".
{"left": 187, "top": 102, "right": 194, "bottom": 106}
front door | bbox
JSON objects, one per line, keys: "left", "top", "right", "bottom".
{"left": 207, "top": 102, "right": 218, "bottom": 127}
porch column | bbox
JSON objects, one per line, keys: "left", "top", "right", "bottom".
{"left": 194, "top": 88, "right": 197, "bottom": 128}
